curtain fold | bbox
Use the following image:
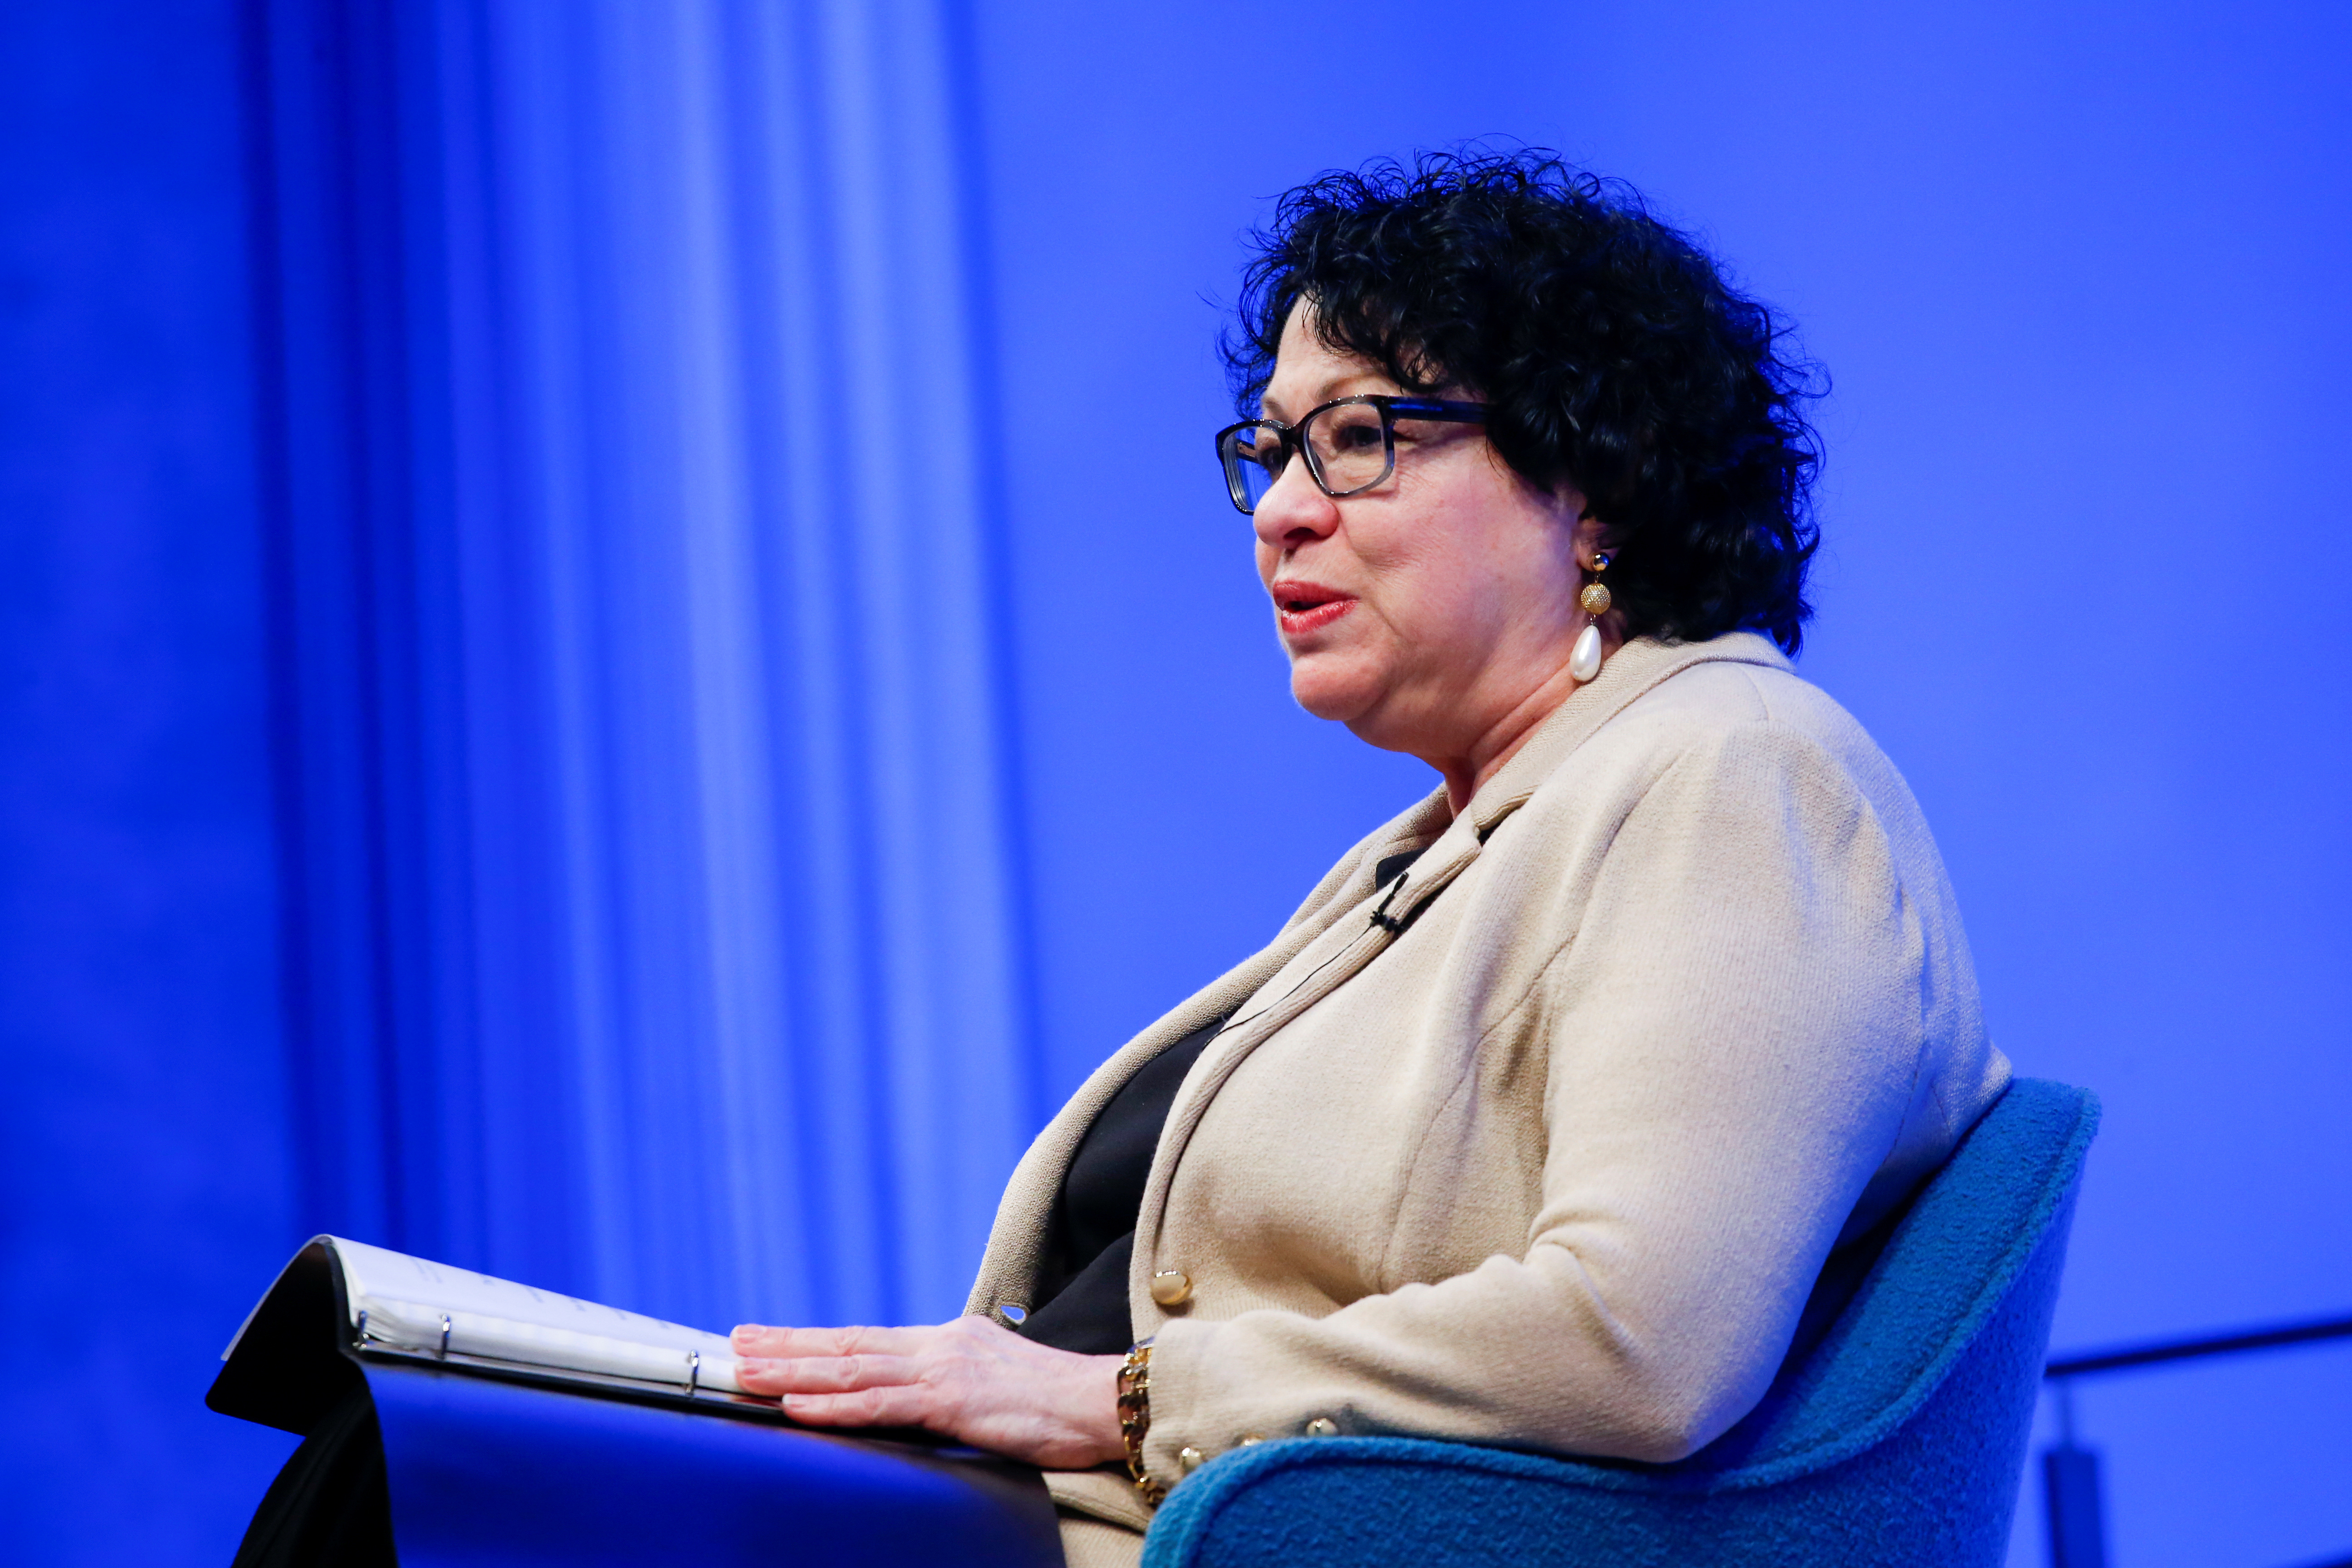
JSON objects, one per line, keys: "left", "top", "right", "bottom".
{"left": 251, "top": 0, "right": 1037, "bottom": 1331}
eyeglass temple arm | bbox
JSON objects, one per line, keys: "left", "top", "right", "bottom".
{"left": 1383, "top": 398, "right": 1489, "bottom": 423}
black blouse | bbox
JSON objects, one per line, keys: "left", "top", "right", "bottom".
{"left": 1010, "top": 848, "right": 1428, "bottom": 1356}
{"left": 1011, "top": 1015, "right": 1225, "bottom": 1354}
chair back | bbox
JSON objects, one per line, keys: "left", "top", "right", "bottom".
{"left": 1142, "top": 1077, "right": 2101, "bottom": 1568}
{"left": 1688, "top": 1075, "right": 2102, "bottom": 1482}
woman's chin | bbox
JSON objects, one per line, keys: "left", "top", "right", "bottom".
{"left": 1288, "top": 666, "right": 1382, "bottom": 725}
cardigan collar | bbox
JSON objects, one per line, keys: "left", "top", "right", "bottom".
{"left": 1465, "top": 630, "right": 1790, "bottom": 837}
{"left": 1358, "top": 632, "right": 1791, "bottom": 935}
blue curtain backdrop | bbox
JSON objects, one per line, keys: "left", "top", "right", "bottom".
{"left": 3, "top": 3, "right": 2348, "bottom": 1567}
{"left": 0, "top": 3, "right": 296, "bottom": 1557}
{"left": 250, "top": 0, "right": 1039, "bottom": 1333}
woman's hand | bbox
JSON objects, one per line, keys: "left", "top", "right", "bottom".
{"left": 730, "top": 1315, "right": 1126, "bottom": 1470}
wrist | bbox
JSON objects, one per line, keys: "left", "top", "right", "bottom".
{"left": 1085, "top": 1352, "right": 1129, "bottom": 1466}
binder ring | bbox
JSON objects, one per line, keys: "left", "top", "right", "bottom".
{"left": 686, "top": 1349, "right": 701, "bottom": 1396}
{"left": 439, "top": 1313, "right": 452, "bottom": 1359}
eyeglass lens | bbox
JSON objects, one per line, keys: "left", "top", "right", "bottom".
{"left": 1223, "top": 425, "right": 1284, "bottom": 512}
{"left": 1221, "top": 401, "right": 1395, "bottom": 514}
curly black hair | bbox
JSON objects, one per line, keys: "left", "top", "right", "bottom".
{"left": 1225, "top": 149, "right": 1822, "bottom": 653}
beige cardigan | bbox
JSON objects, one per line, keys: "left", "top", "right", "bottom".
{"left": 965, "top": 632, "right": 2010, "bottom": 1541}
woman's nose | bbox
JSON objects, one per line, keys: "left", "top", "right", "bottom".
{"left": 1250, "top": 457, "right": 1339, "bottom": 549}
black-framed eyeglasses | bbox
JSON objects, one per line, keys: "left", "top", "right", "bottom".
{"left": 1214, "top": 395, "right": 1490, "bottom": 514}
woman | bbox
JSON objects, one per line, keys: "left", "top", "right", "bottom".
{"left": 730, "top": 151, "right": 2007, "bottom": 1567}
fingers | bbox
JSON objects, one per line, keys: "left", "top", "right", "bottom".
{"left": 730, "top": 1321, "right": 947, "bottom": 1414}
{"left": 734, "top": 1350, "right": 922, "bottom": 1396}
{"left": 718, "top": 1315, "right": 1127, "bottom": 1467}
{"left": 774, "top": 1384, "right": 936, "bottom": 1429}
{"left": 728, "top": 1322, "right": 926, "bottom": 1358}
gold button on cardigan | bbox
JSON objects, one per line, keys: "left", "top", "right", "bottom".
{"left": 968, "top": 634, "right": 2010, "bottom": 1559}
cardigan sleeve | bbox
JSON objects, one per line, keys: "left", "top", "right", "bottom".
{"left": 1141, "top": 719, "right": 1945, "bottom": 1471}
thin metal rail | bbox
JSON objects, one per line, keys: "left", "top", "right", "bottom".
{"left": 2038, "top": 1310, "right": 2352, "bottom": 1568}
{"left": 2046, "top": 1313, "right": 2352, "bottom": 1379}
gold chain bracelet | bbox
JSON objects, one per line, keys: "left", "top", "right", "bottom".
{"left": 1116, "top": 1339, "right": 1165, "bottom": 1504}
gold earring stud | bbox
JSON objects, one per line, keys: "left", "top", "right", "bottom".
{"left": 1581, "top": 551, "right": 1612, "bottom": 612}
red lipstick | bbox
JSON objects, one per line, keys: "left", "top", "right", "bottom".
{"left": 1270, "top": 579, "right": 1357, "bottom": 636}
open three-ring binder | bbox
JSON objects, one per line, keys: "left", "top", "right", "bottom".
{"left": 210, "top": 1237, "right": 1064, "bottom": 1568}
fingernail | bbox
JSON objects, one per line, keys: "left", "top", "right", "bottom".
{"left": 731, "top": 1324, "right": 763, "bottom": 1343}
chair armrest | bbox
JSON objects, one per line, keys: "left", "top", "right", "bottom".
{"left": 1142, "top": 1436, "right": 1692, "bottom": 1568}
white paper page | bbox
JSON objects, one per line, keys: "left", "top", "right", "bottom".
{"left": 329, "top": 1237, "right": 746, "bottom": 1394}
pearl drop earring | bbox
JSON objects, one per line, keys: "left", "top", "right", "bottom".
{"left": 1569, "top": 552, "right": 1612, "bottom": 683}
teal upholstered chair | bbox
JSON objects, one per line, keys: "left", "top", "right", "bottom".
{"left": 1142, "top": 1078, "right": 2099, "bottom": 1568}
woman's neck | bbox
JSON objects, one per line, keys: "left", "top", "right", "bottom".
{"left": 1427, "top": 619, "right": 1627, "bottom": 813}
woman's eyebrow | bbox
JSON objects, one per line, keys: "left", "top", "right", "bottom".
{"left": 1264, "top": 373, "right": 1394, "bottom": 421}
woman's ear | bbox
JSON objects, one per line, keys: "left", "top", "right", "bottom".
{"left": 1569, "top": 507, "right": 1613, "bottom": 570}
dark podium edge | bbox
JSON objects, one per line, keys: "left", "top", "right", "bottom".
{"left": 206, "top": 1240, "right": 1064, "bottom": 1564}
